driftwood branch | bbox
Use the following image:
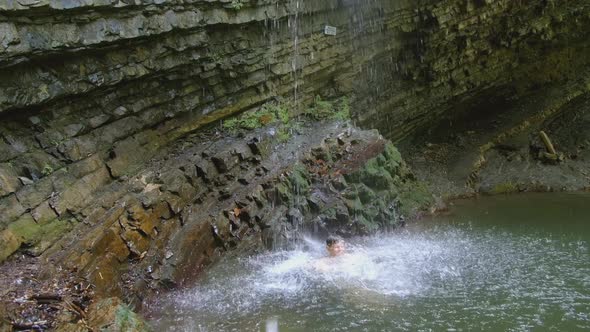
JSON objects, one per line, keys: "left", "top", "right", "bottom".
{"left": 539, "top": 131, "right": 557, "bottom": 155}
{"left": 12, "top": 320, "right": 48, "bottom": 330}
{"left": 30, "top": 293, "right": 62, "bottom": 304}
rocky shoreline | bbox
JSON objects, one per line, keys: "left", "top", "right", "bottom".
{"left": 402, "top": 84, "right": 590, "bottom": 199}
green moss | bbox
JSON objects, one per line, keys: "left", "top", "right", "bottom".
{"left": 223, "top": 100, "right": 292, "bottom": 132}
{"left": 491, "top": 182, "right": 519, "bottom": 194}
{"left": 276, "top": 104, "right": 290, "bottom": 124}
{"left": 223, "top": 118, "right": 240, "bottom": 131}
{"left": 356, "top": 183, "right": 376, "bottom": 204}
{"left": 114, "top": 303, "right": 148, "bottom": 331}
{"left": 107, "top": 304, "right": 151, "bottom": 332}
{"left": 7, "top": 216, "right": 75, "bottom": 256}
{"left": 342, "top": 188, "right": 358, "bottom": 200}
{"left": 398, "top": 181, "right": 433, "bottom": 216}
{"left": 359, "top": 159, "right": 394, "bottom": 190}
{"left": 27, "top": 218, "right": 75, "bottom": 255}
{"left": 276, "top": 128, "right": 291, "bottom": 143}
{"left": 344, "top": 197, "right": 364, "bottom": 215}
{"left": 333, "top": 97, "right": 351, "bottom": 120}
{"left": 230, "top": 0, "right": 244, "bottom": 10}
{"left": 362, "top": 205, "right": 380, "bottom": 221}
{"left": 312, "top": 96, "right": 334, "bottom": 119}
{"left": 8, "top": 215, "right": 41, "bottom": 245}
{"left": 41, "top": 164, "right": 54, "bottom": 176}
{"left": 275, "top": 182, "right": 292, "bottom": 204}
{"left": 322, "top": 207, "right": 337, "bottom": 220}
{"left": 383, "top": 143, "right": 403, "bottom": 165}
{"left": 356, "top": 214, "right": 379, "bottom": 233}
{"left": 289, "top": 164, "right": 310, "bottom": 193}
{"left": 305, "top": 96, "right": 351, "bottom": 120}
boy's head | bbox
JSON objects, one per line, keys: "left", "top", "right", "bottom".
{"left": 326, "top": 236, "right": 345, "bottom": 257}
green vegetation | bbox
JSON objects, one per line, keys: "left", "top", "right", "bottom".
{"left": 42, "top": 164, "right": 54, "bottom": 176}
{"left": 398, "top": 181, "right": 433, "bottom": 216}
{"left": 222, "top": 96, "right": 351, "bottom": 145}
{"left": 491, "top": 182, "right": 519, "bottom": 194}
{"left": 334, "top": 97, "right": 351, "bottom": 120}
{"left": 209, "top": 52, "right": 222, "bottom": 65}
{"left": 223, "top": 100, "right": 291, "bottom": 132}
{"left": 305, "top": 96, "right": 350, "bottom": 120}
{"left": 306, "top": 95, "right": 334, "bottom": 120}
{"left": 288, "top": 164, "right": 310, "bottom": 193}
{"left": 230, "top": 0, "right": 245, "bottom": 10}
{"left": 276, "top": 127, "right": 291, "bottom": 143}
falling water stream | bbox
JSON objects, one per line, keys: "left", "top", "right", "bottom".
{"left": 147, "top": 192, "right": 590, "bottom": 331}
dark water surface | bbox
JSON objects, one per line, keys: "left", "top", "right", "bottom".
{"left": 148, "top": 193, "right": 590, "bottom": 331}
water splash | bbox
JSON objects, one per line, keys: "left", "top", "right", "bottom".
{"left": 148, "top": 210, "right": 590, "bottom": 331}
{"left": 148, "top": 228, "right": 477, "bottom": 328}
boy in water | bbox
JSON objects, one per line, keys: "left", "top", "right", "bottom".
{"left": 326, "top": 236, "right": 345, "bottom": 257}
{"left": 313, "top": 236, "right": 346, "bottom": 272}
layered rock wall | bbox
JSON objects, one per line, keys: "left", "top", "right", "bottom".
{"left": 0, "top": 0, "right": 363, "bottom": 262}
{"left": 353, "top": 0, "right": 590, "bottom": 139}
{"left": 1, "top": 0, "right": 590, "bottom": 264}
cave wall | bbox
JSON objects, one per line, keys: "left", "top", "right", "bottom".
{"left": 1, "top": 0, "right": 590, "bottom": 263}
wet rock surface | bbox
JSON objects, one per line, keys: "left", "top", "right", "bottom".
{"left": 0, "top": 2, "right": 588, "bottom": 262}
{"left": 402, "top": 88, "right": 590, "bottom": 198}
{"left": 0, "top": 121, "right": 432, "bottom": 330}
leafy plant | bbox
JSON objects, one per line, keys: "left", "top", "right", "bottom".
{"left": 305, "top": 96, "right": 351, "bottom": 120}
{"left": 41, "top": 164, "right": 54, "bottom": 176}
{"left": 276, "top": 128, "right": 291, "bottom": 143}
{"left": 209, "top": 52, "right": 222, "bottom": 64}
{"left": 333, "top": 97, "right": 351, "bottom": 120}
{"left": 230, "top": 0, "right": 245, "bottom": 10}
{"left": 223, "top": 100, "right": 292, "bottom": 132}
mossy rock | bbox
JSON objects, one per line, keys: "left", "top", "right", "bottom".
{"left": 355, "top": 214, "right": 379, "bottom": 234}
{"left": 361, "top": 205, "right": 380, "bottom": 221}
{"left": 344, "top": 158, "right": 393, "bottom": 189}
{"left": 344, "top": 197, "right": 364, "bottom": 215}
{"left": 398, "top": 181, "right": 433, "bottom": 217}
{"left": 268, "top": 182, "right": 292, "bottom": 205}
{"left": 382, "top": 143, "right": 404, "bottom": 175}
{"left": 288, "top": 164, "right": 310, "bottom": 194}
{"left": 360, "top": 164, "right": 394, "bottom": 190}
{"left": 27, "top": 218, "right": 75, "bottom": 256}
{"left": 84, "top": 298, "right": 150, "bottom": 332}
{"left": 6, "top": 215, "right": 75, "bottom": 257}
{"left": 0, "top": 229, "right": 20, "bottom": 262}
{"left": 355, "top": 183, "right": 377, "bottom": 204}
{"left": 491, "top": 182, "right": 519, "bottom": 194}
{"left": 7, "top": 214, "right": 41, "bottom": 245}
{"left": 383, "top": 143, "right": 403, "bottom": 165}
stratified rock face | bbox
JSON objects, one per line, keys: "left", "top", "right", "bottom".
{"left": 354, "top": 0, "right": 590, "bottom": 140}
{"left": 0, "top": 0, "right": 589, "bottom": 268}
{"left": 41, "top": 121, "right": 430, "bottom": 301}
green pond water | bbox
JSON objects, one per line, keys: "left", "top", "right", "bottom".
{"left": 148, "top": 192, "right": 590, "bottom": 331}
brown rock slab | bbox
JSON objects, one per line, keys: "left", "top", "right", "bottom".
{"left": 0, "top": 164, "right": 21, "bottom": 197}
{"left": 0, "top": 230, "right": 20, "bottom": 262}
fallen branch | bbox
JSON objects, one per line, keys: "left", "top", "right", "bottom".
{"left": 12, "top": 320, "right": 48, "bottom": 331}
{"left": 539, "top": 131, "right": 557, "bottom": 155}
{"left": 63, "top": 299, "right": 87, "bottom": 320}
{"left": 30, "top": 293, "right": 62, "bottom": 304}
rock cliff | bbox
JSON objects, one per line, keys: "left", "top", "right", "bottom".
{"left": 1, "top": 0, "right": 589, "bottom": 263}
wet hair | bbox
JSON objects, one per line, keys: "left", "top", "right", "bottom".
{"left": 326, "top": 236, "right": 342, "bottom": 247}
